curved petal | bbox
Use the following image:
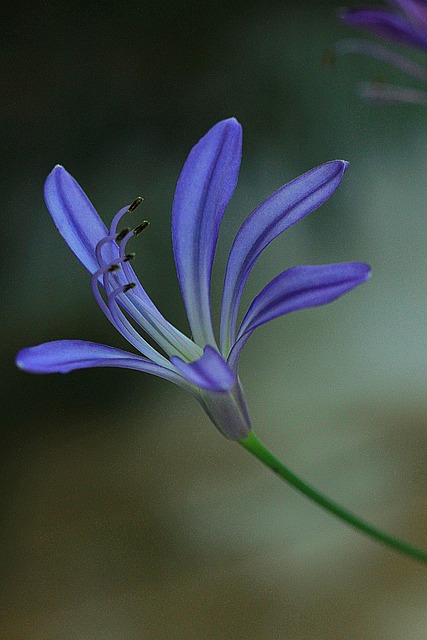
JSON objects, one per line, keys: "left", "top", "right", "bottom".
{"left": 44, "top": 166, "right": 115, "bottom": 275}
{"left": 357, "top": 81, "right": 427, "bottom": 105}
{"left": 340, "top": 8, "right": 427, "bottom": 50}
{"left": 220, "top": 160, "right": 349, "bottom": 355}
{"left": 227, "top": 262, "right": 371, "bottom": 370}
{"left": 43, "top": 167, "right": 199, "bottom": 362}
{"left": 335, "top": 38, "right": 427, "bottom": 82}
{"left": 391, "top": 1, "right": 427, "bottom": 29}
{"left": 171, "top": 345, "right": 236, "bottom": 391}
{"left": 172, "top": 118, "right": 242, "bottom": 346}
{"left": 15, "top": 339, "right": 190, "bottom": 389}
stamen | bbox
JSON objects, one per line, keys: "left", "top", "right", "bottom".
{"left": 105, "top": 285, "right": 170, "bottom": 364}
{"left": 121, "top": 282, "right": 203, "bottom": 362}
{"left": 97, "top": 216, "right": 196, "bottom": 362}
{"left": 110, "top": 197, "right": 144, "bottom": 235}
{"left": 133, "top": 221, "right": 150, "bottom": 236}
{"left": 116, "top": 227, "right": 131, "bottom": 243}
{"left": 128, "top": 196, "right": 144, "bottom": 212}
{"left": 90, "top": 267, "right": 172, "bottom": 368}
{"left": 92, "top": 256, "right": 128, "bottom": 288}
{"left": 91, "top": 261, "right": 119, "bottom": 325}
{"left": 95, "top": 234, "right": 119, "bottom": 270}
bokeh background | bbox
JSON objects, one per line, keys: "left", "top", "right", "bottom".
{"left": 1, "top": 0, "right": 427, "bottom": 638}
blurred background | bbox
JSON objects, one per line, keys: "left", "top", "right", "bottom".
{"left": 1, "top": 0, "right": 427, "bottom": 638}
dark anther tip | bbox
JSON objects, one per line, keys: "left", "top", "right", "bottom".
{"left": 124, "top": 252, "right": 136, "bottom": 262}
{"left": 107, "top": 264, "right": 121, "bottom": 272}
{"left": 123, "top": 282, "right": 136, "bottom": 292}
{"left": 133, "top": 220, "right": 150, "bottom": 236}
{"left": 116, "top": 227, "right": 131, "bottom": 243}
{"left": 128, "top": 196, "right": 144, "bottom": 212}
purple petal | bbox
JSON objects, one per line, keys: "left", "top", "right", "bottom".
{"left": 44, "top": 166, "right": 115, "bottom": 275}
{"left": 171, "top": 345, "right": 236, "bottom": 391}
{"left": 44, "top": 167, "right": 196, "bottom": 360}
{"left": 197, "top": 381, "right": 252, "bottom": 440}
{"left": 335, "top": 38, "right": 427, "bottom": 82}
{"left": 390, "top": 1, "right": 427, "bottom": 29}
{"left": 15, "top": 339, "right": 188, "bottom": 387}
{"left": 172, "top": 119, "right": 242, "bottom": 346}
{"left": 357, "top": 81, "right": 427, "bottom": 105}
{"left": 228, "top": 262, "right": 371, "bottom": 370}
{"left": 340, "top": 8, "right": 427, "bottom": 50}
{"left": 220, "top": 161, "right": 349, "bottom": 354}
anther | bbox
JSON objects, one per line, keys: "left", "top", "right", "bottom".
{"left": 128, "top": 196, "right": 144, "bottom": 212}
{"left": 123, "top": 282, "right": 136, "bottom": 293}
{"left": 116, "top": 227, "right": 131, "bottom": 243}
{"left": 133, "top": 220, "right": 150, "bottom": 236}
{"left": 107, "top": 264, "right": 121, "bottom": 272}
{"left": 124, "top": 252, "right": 136, "bottom": 262}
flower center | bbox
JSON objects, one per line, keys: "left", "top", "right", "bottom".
{"left": 89, "top": 197, "right": 203, "bottom": 365}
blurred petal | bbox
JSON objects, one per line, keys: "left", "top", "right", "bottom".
{"left": 340, "top": 8, "right": 427, "bottom": 49}
{"left": 220, "top": 160, "right": 348, "bottom": 354}
{"left": 171, "top": 345, "right": 236, "bottom": 391}
{"left": 172, "top": 118, "right": 242, "bottom": 346}
{"left": 357, "top": 81, "right": 427, "bottom": 104}
{"left": 390, "top": 1, "right": 427, "bottom": 29}
{"left": 16, "top": 339, "right": 188, "bottom": 387}
{"left": 228, "top": 262, "right": 371, "bottom": 369}
{"left": 44, "top": 166, "right": 116, "bottom": 275}
{"left": 335, "top": 38, "right": 427, "bottom": 82}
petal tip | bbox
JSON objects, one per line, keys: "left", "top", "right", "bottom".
{"left": 360, "top": 262, "right": 372, "bottom": 280}
{"left": 46, "top": 164, "right": 66, "bottom": 180}
{"left": 15, "top": 347, "right": 40, "bottom": 374}
{"left": 213, "top": 117, "right": 242, "bottom": 137}
{"left": 44, "top": 164, "right": 68, "bottom": 197}
{"left": 338, "top": 159, "right": 350, "bottom": 174}
{"left": 14, "top": 349, "right": 26, "bottom": 370}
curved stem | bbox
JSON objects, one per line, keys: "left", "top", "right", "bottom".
{"left": 240, "top": 431, "right": 427, "bottom": 564}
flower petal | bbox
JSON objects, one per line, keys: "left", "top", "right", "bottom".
{"left": 335, "top": 38, "right": 427, "bottom": 82}
{"left": 44, "top": 167, "right": 200, "bottom": 362}
{"left": 197, "top": 381, "right": 252, "bottom": 441}
{"left": 391, "top": 1, "right": 427, "bottom": 29}
{"left": 340, "top": 8, "right": 427, "bottom": 50}
{"left": 171, "top": 345, "right": 236, "bottom": 391}
{"left": 357, "top": 81, "right": 427, "bottom": 105}
{"left": 172, "top": 118, "right": 242, "bottom": 346}
{"left": 228, "top": 262, "right": 371, "bottom": 370}
{"left": 44, "top": 165, "right": 115, "bottom": 275}
{"left": 220, "top": 160, "right": 348, "bottom": 354}
{"left": 15, "top": 339, "right": 189, "bottom": 388}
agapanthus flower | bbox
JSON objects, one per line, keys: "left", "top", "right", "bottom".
{"left": 16, "top": 119, "right": 370, "bottom": 441}
{"left": 338, "top": 1, "right": 427, "bottom": 104}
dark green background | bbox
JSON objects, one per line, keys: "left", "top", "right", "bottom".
{"left": 2, "top": 1, "right": 426, "bottom": 638}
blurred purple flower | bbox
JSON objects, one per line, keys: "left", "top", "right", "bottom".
{"left": 338, "top": 1, "right": 427, "bottom": 104}
{"left": 16, "top": 119, "right": 370, "bottom": 440}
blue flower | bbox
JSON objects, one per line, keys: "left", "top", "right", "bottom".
{"left": 16, "top": 119, "right": 370, "bottom": 441}
{"left": 338, "top": 1, "right": 427, "bottom": 104}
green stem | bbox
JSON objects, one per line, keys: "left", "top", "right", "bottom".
{"left": 240, "top": 431, "right": 427, "bottom": 564}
